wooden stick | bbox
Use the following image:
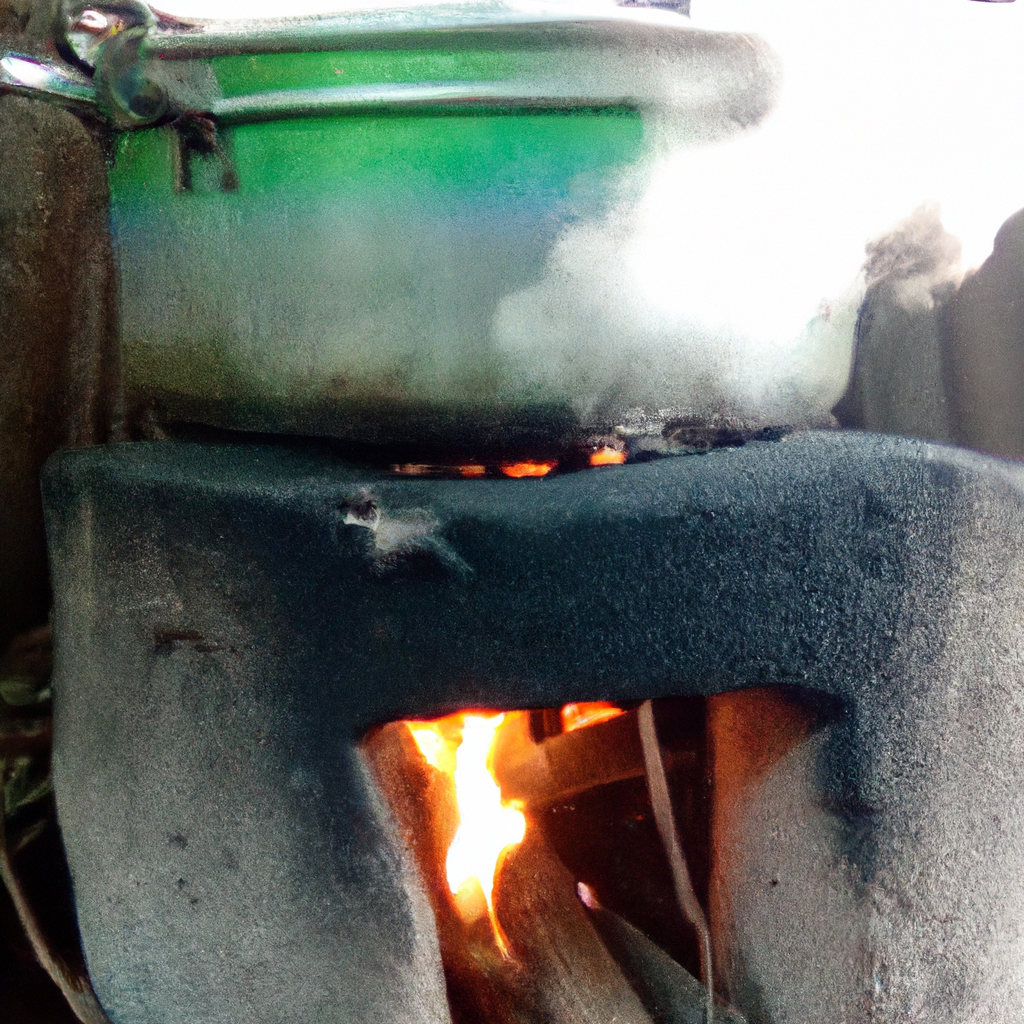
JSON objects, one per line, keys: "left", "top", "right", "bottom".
{"left": 638, "top": 699, "right": 715, "bottom": 1024}
{"left": 0, "top": 795, "right": 112, "bottom": 1024}
{"left": 495, "top": 707, "right": 690, "bottom": 809}
{"left": 495, "top": 830, "right": 656, "bottom": 1024}
{"left": 578, "top": 883, "right": 747, "bottom": 1024}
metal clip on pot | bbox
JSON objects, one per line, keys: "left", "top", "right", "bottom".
{"left": 0, "top": 0, "right": 169, "bottom": 124}
{"left": 0, "top": 50, "right": 95, "bottom": 111}
{"left": 2, "top": 0, "right": 241, "bottom": 133}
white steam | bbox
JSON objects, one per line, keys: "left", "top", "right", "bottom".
{"left": 140, "top": 0, "right": 1024, "bottom": 434}
{"left": 492, "top": 130, "right": 865, "bottom": 426}
{"left": 690, "top": 0, "right": 1024, "bottom": 274}
{"left": 493, "top": 0, "right": 1024, "bottom": 427}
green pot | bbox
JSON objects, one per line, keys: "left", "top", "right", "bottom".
{"left": 5, "top": 1, "right": 781, "bottom": 449}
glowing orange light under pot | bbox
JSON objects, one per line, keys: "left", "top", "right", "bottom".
{"left": 499, "top": 461, "right": 557, "bottom": 479}
{"left": 391, "top": 451, "right": 626, "bottom": 479}
{"left": 561, "top": 700, "right": 626, "bottom": 732}
{"left": 589, "top": 446, "right": 627, "bottom": 467}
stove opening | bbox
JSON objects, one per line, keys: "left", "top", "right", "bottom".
{"left": 364, "top": 692, "right": 813, "bottom": 1024}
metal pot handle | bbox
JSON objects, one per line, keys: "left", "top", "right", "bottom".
{"left": 1, "top": 0, "right": 164, "bottom": 123}
{"left": 0, "top": 50, "right": 97, "bottom": 113}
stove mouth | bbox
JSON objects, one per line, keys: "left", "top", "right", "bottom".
{"left": 363, "top": 687, "right": 835, "bottom": 1024}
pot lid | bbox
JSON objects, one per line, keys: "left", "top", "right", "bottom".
{"left": 2, "top": 0, "right": 778, "bottom": 135}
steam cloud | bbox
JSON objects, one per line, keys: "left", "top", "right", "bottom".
{"left": 491, "top": 148, "right": 863, "bottom": 431}
{"left": 494, "top": 0, "right": 1024, "bottom": 440}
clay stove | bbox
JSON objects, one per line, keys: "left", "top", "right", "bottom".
{"left": 41, "top": 428, "right": 1024, "bottom": 1023}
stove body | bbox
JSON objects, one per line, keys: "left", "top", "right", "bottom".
{"left": 42, "top": 430, "right": 1024, "bottom": 1023}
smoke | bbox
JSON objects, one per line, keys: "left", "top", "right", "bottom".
{"left": 491, "top": 151, "right": 862, "bottom": 427}
{"left": 689, "top": 0, "right": 1024, "bottom": 273}
{"left": 833, "top": 205, "right": 963, "bottom": 442}
{"left": 492, "top": 0, "right": 1024, "bottom": 434}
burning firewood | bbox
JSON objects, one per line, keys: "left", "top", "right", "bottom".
{"left": 365, "top": 699, "right": 734, "bottom": 1024}
{"left": 493, "top": 706, "right": 689, "bottom": 810}
{"left": 364, "top": 718, "right": 524, "bottom": 1023}
{"left": 364, "top": 716, "right": 657, "bottom": 1024}
{"left": 493, "top": 829, "right": 656, "bottom": 1024}
{"left": 577, "top": 883, "right": 746, "bottom": 1024}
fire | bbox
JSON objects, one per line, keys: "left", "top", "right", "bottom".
{"left": 589, "top": 446, "right": 627, "bottom": 467}
{"left": 407, "top": 712, "right": 526, "bottom": 953}
{"left": 409, "top": 723, "right": 456, "bottom": 773}
{"left": 391, "top": 464, "right": 487, "bottom": 478}
{"left": 499, "top": 461, "right": 557, "bottom": 478}
{"left": 561, "top": 701, "right": 625, "bottom": 732}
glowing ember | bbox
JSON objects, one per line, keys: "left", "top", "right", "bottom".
{"left": 499, "top": 461, "right": 557, "bottom": 478}
{"left": 390, "top": 464, "right": 487, "bottom": 478}
{"left": 406, "top": 712, "right": 526, "bottom": 953}
{"left": 561, "top": 701, "right": 625, "bottom": 732}
{"left": 589, "top": 447, "right": 627, "bottom": 467}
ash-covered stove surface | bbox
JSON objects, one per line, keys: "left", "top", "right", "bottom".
{"left": 40, "top": 430, "right": 1024, "bottom": 1023}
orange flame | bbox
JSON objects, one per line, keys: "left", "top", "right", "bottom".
{"left": 407, "top": 712, "right": 526, "bottom": 953}
{"left": 561, "top": 701, "right": 625, "bottom": 732}
{"left": 589, "top": 447, "right": 627, "bottom": 467}
{"left": 391, "top": 464, "right": 487, "bottom": 478}
{"left": 499, "top": 461, "right": 557, "bottom": 478}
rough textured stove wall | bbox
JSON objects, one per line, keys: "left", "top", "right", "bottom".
{"left": 40, "top": 432, "right": 1024, "bottom": 1023}
{"left": 706, "top": 449, "right": 1024, "bottom": 1022}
